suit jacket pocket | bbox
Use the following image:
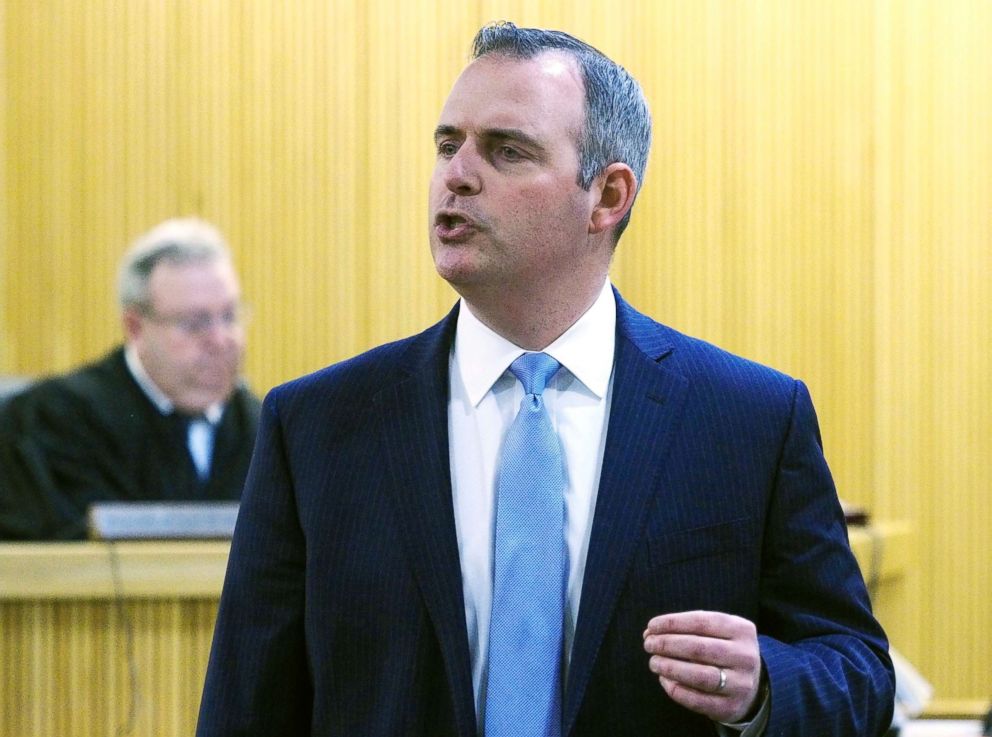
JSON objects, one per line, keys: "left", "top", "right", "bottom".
{"left": 645, "top": 516, "right": 760, "bottom": 567}
{"left": 623, "top": 516, "right": 762, "bottom": 615}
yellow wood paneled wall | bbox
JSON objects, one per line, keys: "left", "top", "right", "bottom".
{"left": 0, "top": 599, "right": 216, "bottom": 736}
{"left": 870, "top": 1, "right": 992, "bottom": 711}
{"left": 2, "top": 0, "right": 989, "bottom": 714}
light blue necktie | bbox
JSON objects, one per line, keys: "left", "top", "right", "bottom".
{"left": 187, "top": 417, "right": 214, "bottom": 481}
{"left": 485, "top": 352, "right": 566, "bottom": 737}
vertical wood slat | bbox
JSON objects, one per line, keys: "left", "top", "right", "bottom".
{"left": 1, "top": 0, "right": 989, "bottom": 715}
{"left": 0, "top": 599, "right": 217, "bottom": 737}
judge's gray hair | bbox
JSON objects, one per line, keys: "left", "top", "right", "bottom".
{"left": 118, "top": 218, "right": 231, "bottom": 310}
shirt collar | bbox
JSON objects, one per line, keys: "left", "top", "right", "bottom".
{"left": 453, "top": 279, "right": 616, "bottom": 407}
{"left": 124, "top": 344, "right": 224, "bottom": 423}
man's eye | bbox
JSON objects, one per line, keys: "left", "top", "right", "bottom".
{"left": 497, "top": 145, "right": 522, "bottom": 161}
{"left": 437, "top": 141, "right": 458, "bottom": 157}
{"left": 182, "top": 314, "right": 213, "bottom": 333}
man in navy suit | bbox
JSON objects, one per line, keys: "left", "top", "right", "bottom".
{"left": 198, "top": 23, "right": 894, "bottom": 737}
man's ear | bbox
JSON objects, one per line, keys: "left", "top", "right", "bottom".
{"left": 122, "top": 308, "right": 143, "bottom": 343}
{"left": 589, "top": 163, "right": 637, "bottom": 235}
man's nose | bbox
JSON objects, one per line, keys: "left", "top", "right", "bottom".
{"left": 202, "top": 324, "right": 230, "bottom": 349}
{"left": 443, "top": 145, "right": 482, "bottom": 196}
{"left": 200, "top": 318, "right": 239, "bottom": 348}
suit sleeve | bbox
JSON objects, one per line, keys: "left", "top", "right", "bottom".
{"left": 197, "top": 390, "right": 312, "bottom": 736}
{"left": 758, "top": 380, "right": 894, "bottom": 736}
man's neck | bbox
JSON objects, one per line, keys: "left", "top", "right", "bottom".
{"left": 459, "top": 275, "right": 609, "bottom": 351}
{"left": 124, "top": 344, "right": 174, "bottom": 414}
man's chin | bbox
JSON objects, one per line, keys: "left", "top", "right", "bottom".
{"left": 432, "top": 251, "right": 486, "bottom": 291}
{"left": 176, "top": 385, "right": 236, "bottom": 413}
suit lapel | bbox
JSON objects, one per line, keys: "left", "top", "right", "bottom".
{"left": 563, "top": 296, "right": 690, "bottom": 734}
{"left": 374, "top": 306, "right": 478, "bottom": 737}
{"left": 367, "top": 296, "right": 689, "bottom": 736}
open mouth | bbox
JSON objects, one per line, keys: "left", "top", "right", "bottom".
{"left": 435, "top": 212, "right": 477, "bottom": 241}
{"left": 437, "top": 212, "right": 470, "bottom": 228}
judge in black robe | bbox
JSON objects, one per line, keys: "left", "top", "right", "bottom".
{"left": 0, "top": 217, "right": 261, "bottom": 540}
{"left": 0, "top": 346, "right": 260, "bottom": 539}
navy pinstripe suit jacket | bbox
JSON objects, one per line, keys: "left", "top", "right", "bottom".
{"left": 197, "top": 291, "right": 894, "bottom": 737}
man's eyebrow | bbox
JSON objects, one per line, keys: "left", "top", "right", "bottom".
{"left": 434, "top": 124, "right": 461, "bottom": 142}
{"left": 485, "top": 127, "right": 547, "bottom": 153}
{"left": 434, "top": 124, "right": 547, "bottom": 152}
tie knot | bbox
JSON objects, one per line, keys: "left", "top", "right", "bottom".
{"left": 509, "top": 352, "right": 561, "bottom": 396}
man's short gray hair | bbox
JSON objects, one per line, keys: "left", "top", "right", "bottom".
{"left": 118, "top": 218, "right": 231, "bottom": 310}
{"left": 471, "top": 21, "right": 652, "bottom": 242}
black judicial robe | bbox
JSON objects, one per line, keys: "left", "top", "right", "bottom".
{"left": 0, "top": 347, "right": 261, "bottom": 540}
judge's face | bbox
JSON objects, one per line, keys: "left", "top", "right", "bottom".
{"left": 428, "top": 51, "right": 598, "bottom": 298}
{"left": 124, "top": 257, "right": 245, "bottom": 413}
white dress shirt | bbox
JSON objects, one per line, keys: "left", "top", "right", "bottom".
{"left": 448, "top": 279, "right": 616, "bottom": 722}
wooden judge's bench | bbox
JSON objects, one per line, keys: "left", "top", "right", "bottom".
{"left": 0, "top": 523, "right": 912, "bottom": 737}
{"left": 0, "top": 541, "right": 228, "bottom": 736}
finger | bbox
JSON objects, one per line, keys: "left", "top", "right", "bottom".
{"left": 650, "top": 656, "right": 729, "bottom": 696}
{"left": 643, "top": 632, "right": 729, "bottom": 664}
{"left": 659, "top": 673, "right": 737, "bottom": 722}
{"left": 645, "top": 611, "right": 732, "bottom": 638}
{"left": 644, "top": 610, "right": 747, "bottom": 638}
